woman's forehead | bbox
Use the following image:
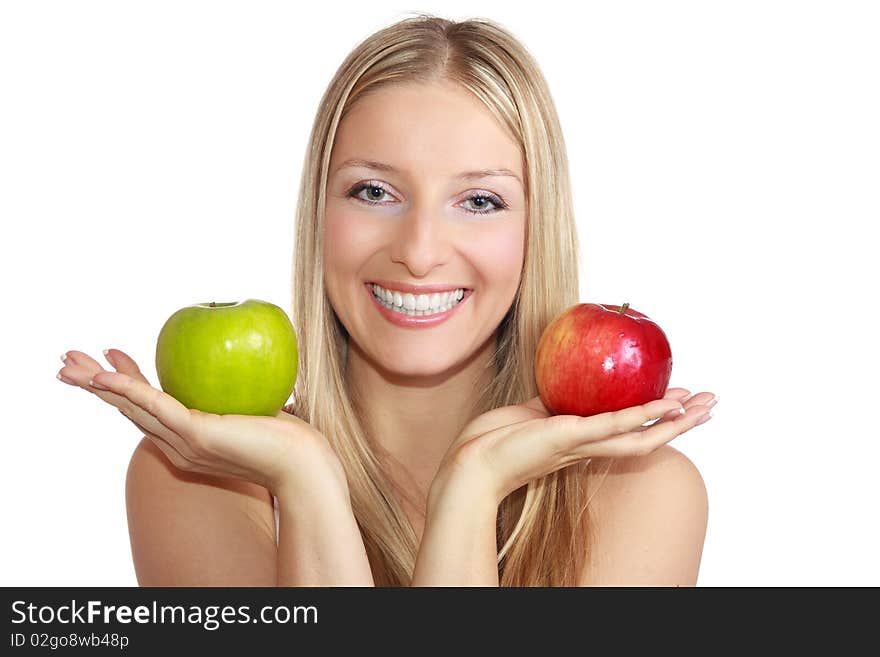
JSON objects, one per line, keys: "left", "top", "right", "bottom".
{"left": 331, "top": 83, "right": 522, "bottom": 175}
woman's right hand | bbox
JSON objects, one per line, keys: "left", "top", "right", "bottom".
{"left": 57, "top": 348, "right": 346, "bottom": 495}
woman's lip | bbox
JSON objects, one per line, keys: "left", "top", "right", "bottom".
{"left": 365, "top": 283, "right": 471, "bottom": 328}
{"left": 366, "top": 281, "right": 471, "bottom": 295}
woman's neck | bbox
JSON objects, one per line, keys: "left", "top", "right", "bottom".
{"left": 346, "top": 334, "right": 497, "bottom": 505}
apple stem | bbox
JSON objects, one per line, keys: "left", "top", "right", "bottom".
{"left": 209, "top": 302, "right": 216, "bottom": 308}
{"left": 619, "top": 302, "right": 629, "bottom": 314}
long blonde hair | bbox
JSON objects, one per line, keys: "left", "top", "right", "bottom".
{"left": 286, "top": 12, "right": 611, "bottom": 586}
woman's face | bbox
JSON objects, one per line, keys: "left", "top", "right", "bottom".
{"left": 324, "top": 81, "right": 527, "bottom": 378}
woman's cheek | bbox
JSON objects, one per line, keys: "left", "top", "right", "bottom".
{"left": 467, "top": 223, "right": 525, "bottom": 287}
{"left": 324, "top": 211, "right": 378, "bottom": 270}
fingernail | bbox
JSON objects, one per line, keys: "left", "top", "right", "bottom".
{"left": 57, "top": 372, "right": 75, "bottom": 384}
{"left": 89, "top": 378, "right": 110, "bottom": 391}
{"left": 61, "top": 353, "right": 68, "bottom": 363}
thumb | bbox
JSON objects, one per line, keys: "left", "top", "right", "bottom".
{"left": 104, "top": 348, "right": 150, "bottom": 384}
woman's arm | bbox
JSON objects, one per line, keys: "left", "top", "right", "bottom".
{"left": 64, "top": 348, "right": 374, "bottom": 587}
{"left": 274, "top": 464, "right": 374, "bottom": 586}
{"left": 410, "top": 471, "right": 500, "bottom": 586}
{"left": 411, "top": 389, "right": 713, "bottom": 586}
{"left": 410, "top": 445, "right": 708, "bottom": 587}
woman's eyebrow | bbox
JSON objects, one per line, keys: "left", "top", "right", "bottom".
{"left": 333, "top": 158, "right": 522, "bottom": 188}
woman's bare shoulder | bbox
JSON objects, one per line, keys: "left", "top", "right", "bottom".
{"left": 126, "top": 437, "right": 278, "bottom": 586}
{"left": 581, "top": 446, "right": 708, "bottom": 586}
{"left": 587, "top": 444, "right": 705, "bottom": 494}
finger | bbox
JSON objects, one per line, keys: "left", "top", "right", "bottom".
{"left": 536, "top": 398, "right": 684, "bottom": 458}
{"left": 654, "top": 391, "right": 716, "bottom": 424}
{"left": 59, "top": 352, "right": 106, "bottom": 388}
{"left": 114, "top": 398, "right": 202, "bottom": 461}
{"left": 59, "top": 351, "right": 109, "bottom": 390}
{"left": 60, "top": 360, "right": 200, "bottom": 459}
{"left": 91, "top": 371, "right": 198, "bottom": 441}
{"left": 587, "top": 403, "right": 712, "bottom": 458}
{"left": 58, "top": 359, "right": 115, "bottom": 393}
{"left": 142, "top": 432, "right": 203, "bottom": 473}
{"left": 103, "top": 348, "right": 150, "bottom": 384}
{"left": 683, "top": 391, "right": 717, "bottom": 409}
{"left": 600, "top": 398, "right": 685, "bottom": 436}
{"left": 651, "top": 388, "right": 691, "bottom": 425}
{"left": 63, "top": 350, "right": 107, "bottom": 373}
{"left": 127, "top": 416, "right": 202, "bottom": 473}
{"left": 663, "top": 387, "right": 691, "bottom": 401}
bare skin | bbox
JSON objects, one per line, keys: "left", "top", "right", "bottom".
{"left": 58, "top": 79, "right": 715, "bottom": 585}
{"left": 323, "top": 80, "right": 528, "bottom": 534}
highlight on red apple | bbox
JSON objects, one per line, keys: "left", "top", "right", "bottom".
{"left": 534, "top": 302, "right": 673, "bottom": 417}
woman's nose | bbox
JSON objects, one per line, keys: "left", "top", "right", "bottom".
{"left": 389, "top": 205, "right": 454, "bottom": 275}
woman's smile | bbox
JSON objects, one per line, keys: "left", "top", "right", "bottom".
{"left": 364, "top": 282, "right": 473, "bottom": 329}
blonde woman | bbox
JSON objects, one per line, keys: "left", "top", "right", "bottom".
{"left": 57, "top": 14, "right": 716, "bottom": 586}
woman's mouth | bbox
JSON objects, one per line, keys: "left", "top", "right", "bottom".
{"left": 364, "top": 283, "right": 472, "bottom": 328}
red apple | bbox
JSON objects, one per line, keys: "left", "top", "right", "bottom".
{"left": 534, "top": 302, "right": 673, "bottom": 417}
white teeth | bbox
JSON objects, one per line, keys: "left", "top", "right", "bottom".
{"left": 371, "top": 284, "right": 466, "bottom": 316}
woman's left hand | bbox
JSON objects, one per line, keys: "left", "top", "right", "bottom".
{"left": 431, "top": 387, "right": 717, "bottom": 506}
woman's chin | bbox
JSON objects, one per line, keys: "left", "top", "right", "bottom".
{"left": 378, "top": 357, "right": 458, "bottom": 380}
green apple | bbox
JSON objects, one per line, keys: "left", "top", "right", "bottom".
{"left": 155, "top": 299, "right": 298, "bottom": 416}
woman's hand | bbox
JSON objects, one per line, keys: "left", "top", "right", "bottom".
{"left": 431, "top": 387, "right": 717, "bottom": 506}
{"left": 57, "top": 348, "right": 345, "bottom": 494}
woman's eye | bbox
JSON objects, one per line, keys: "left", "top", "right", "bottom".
{"left": 347, "top": 182, "right": 507, "bottom": 215}
{"left": 351, "top": 184, "right": 392, "bottom": 204}
{"left": 460, "top": 195, "right": 503, "bottom": 214}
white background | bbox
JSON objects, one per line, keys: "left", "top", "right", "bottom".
{"left": 2, "top": 0, "right": 878, "bottom": 586}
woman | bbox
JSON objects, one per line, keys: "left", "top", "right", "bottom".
{"left": 57, "top": 14, "right": 716, "bottom": 586}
